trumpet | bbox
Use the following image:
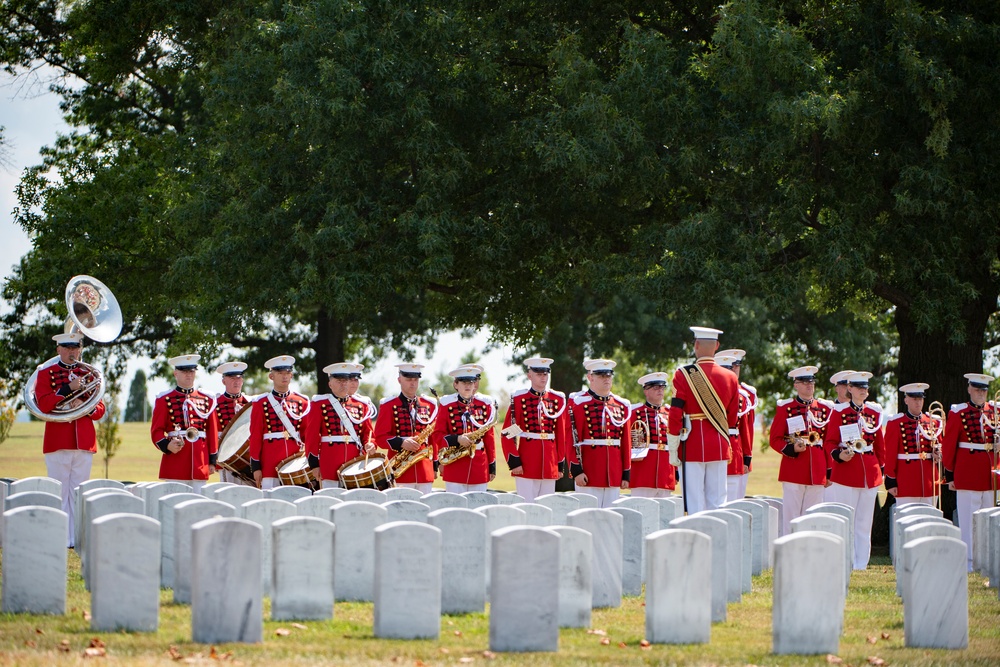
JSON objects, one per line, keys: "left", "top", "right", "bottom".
{"left": 183, "top": 426, "right": 202, "bottom": 443}
{"left": 846, "top": 439, "right": 868, "bottom": 454}
{"left": 439, "top": 419, "right": 496, "bottom": 467}
{"left": 784, "top": 431, "right": 822, "bottom": 448}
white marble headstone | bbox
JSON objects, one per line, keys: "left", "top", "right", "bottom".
{"left": 670, "top": 514, "right": 728, "bottom": 622}
{"left": 462, "top": 491, "right": 500, "bottom": 509}
{"left": 610, "top": 506, "right": 643, "bottom": 595}
{"left": 173, "top": 499, "right": 237, "bottom": 603}
{"left": 419, "top": 492, "right": 467, "bottom": 510}
{"left": 510, "top": 502, "right": 553, "bottom": 526}
{"left": 313, "top": 487, "right": 346, "bottom": 498}
{"left": 374, "top": 521, "right": 442, "bottom": 639}
{"left": 90, "top": 513, "right": 160, "bottom": 631}
{"left": 646, "top": 528, "right": 712, "bottom": 644}
{"left": 268, "top": 485, "right": 312, "bottom": 502}
{"left": 892, "top": 504, "right": 943, "bottom": 565}
{"left": 534, "top": 493, "right": 581, "bottom": 524}
{"left": 613, "top": 496, "right": 660, "bottom": 577}
{"left": 4, "top": 490, "right": 61, "bottom": 512}
{"left": 74, "top": 479, "right": 125, "bottom": 548}
{"left": 9, "top": 476, "right": 62, "bottom": 497}
{"left": 214, "top": 485, "right": 263, "bottom": 507}
{"left": 566, "top": 508, "right": 623, "bottom": 608}
{"left": 478, "top": 505, "right": 527, "bottom": 597}
{"left": 548, "top": 525, "right": 592, "bottom": 628}
{"left": 654, "top": 497, "right": 681, "bottom": 529}
{"left": 191, "top": 517, "right": 262, "bottom": 643}
{"left": 143, "top": 482, "right": 194, "bottom": 518}
{"left": 426, "top": 508, "right": 487, "bottom": 614}
{"left": 241, "top": 498, "right": 297, "bottom": 596}
{"left": 82, "top": 491, "right": 146, "bottom": 590}
{"left": 384, "top": 499, "right": 431, "bottom": 523}
{"left": 272, "top": 516, "right": 335, "bottom": 620}
{"left": 898, "top": 522, "right": 961, "bottom": 599}
{"left": 331, "top": 501, "right": 388, "bottom": 601}
{"left": 340, "top": 488, "right": 387, "bottom": 504}
{"left": 790, "top": 513, "right": 850, "bottom": 593}
{"left": 294, "top": 494, "right": 343, "bottom": 518}
{"left": 384, "top": 487, "right": 424, "bottom": 501}
{"left": 1, "top": 506, "right": 67, "bottom": 615}
{"left": 701, "top": 509, "right": 744, "bottom": 602}
{"left": 772, "top": 531, "right": 845, "bottom": 654}
{"left": 157, "top": 492, "right": 204, "bottom": 589}
{"left": 491, "top": 492, "right": 525, "bottom": 505}
{"left": 723, "top": 499, "right": 765, "bottom": 575}
{"left": 723, "top": 507, "right": 753, "bottom": 594}
{"left": 972, "top": 507, "right": 1000, "bottom": 574}
{"left": 566, "top": 492, "right": 600, "bottom": 509}
{"left": 488, "top": 526, "right": 560, "bottom": 652}
{"left": 902, "top": 536, "right": 967, "bottom": 649}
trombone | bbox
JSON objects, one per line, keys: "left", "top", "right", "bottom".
{"left": 918, "top": 401, "right": 947, "bottom": 510}
{"left": 981, "top": 391, "right": 1000, "bottom": 507}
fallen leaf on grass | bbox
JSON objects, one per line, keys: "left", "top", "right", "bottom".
{"left": 459, "top": 658, "right": 473, "bottom": 663}
{"left": 482, "top": 651, "right": 496, "bottom": 659}
{"left": 826, "top": 655, "right": 843, "bottom": 664}
{"left": 617, "top": 642, "right": 627, "bottom": 648}
{"left": 89, "top": 638, "right": 106, "bottom": 649}
{"left": 275, "top": 628, "right": 291, "bottom": 637}
{"left": 867, "top": 657, "right": 886, "bottom": 666}
{"left": 640, "top": 640, "right": 651, "bottom": 648}
{"left": 58, "top": 640, "right": 71, "bottom": 653}
{"left": 24, "top": 640, "right": 36, "bottom": 648}
{"left": 867, "top": 635, "right": 878, "bottom": 644}
{"left": 35, "top": 628, "right": 44, "bottom": 635}
{"left": 415, "top": 661, "right": 427, "bottom": 667}
{"left": 167, "top": 646, "right": 183, "bottom": 660}
{"left": 82, "top": 611, "right": 92, "bottom": 621}
{"left": 453, "top": 630, "right": 463, "bottom": 637}
{"left": 438, "top": 647, "right": 450, "bottom": 654}
{"left": 586, "top": 629, "right": 607, "bottom": 636}
{"left": 600, "top": 638, "right": 611, "bottom": 646}
{"left": 209, "top": 646, "right": 234, "bottom": 661}
{"left": 83, "top": 647, "right": 106, "bottom": 658}
{"left": 881, "top": 632, "right": 891, "bottom": 640}
{"left": 291, "top": 623, "right": 308, "bottom": 630}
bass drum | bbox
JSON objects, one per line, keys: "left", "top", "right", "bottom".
{"left": 337, "top": 454, "right": 394, "bottom": 490}
{"left": 217, "top": 407, "right": 254, "bottom": 485}
{"left": 277, "top": 452, "right": 319, "bottom": 490}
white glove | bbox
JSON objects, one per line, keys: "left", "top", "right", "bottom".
{"left": 667, "top": 433, "right": 682, "bottom": 467}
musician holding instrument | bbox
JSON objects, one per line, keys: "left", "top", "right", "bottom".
{"left": 941, "top": 372, "right": 998, "bottom": 571}
{"left": 248, "top": 355, "right": 311, "bottom": 489}
{"left": 823, "top": 371, "right": 885, "bottom": 570}
{"left": 374, "top": 364, "right": 438, "bottom": 494}
{"left": 717, "top": 350, "right": 756, "bottom": 501}
{"left": 666, "top": 327, "right": 740, "bottom": 514}
{"left": 214, "top": 361, "right": 250, "bottom": 484}
{"left": 768, "top": 366, "right": 834, "bottom": 536}
{"left": 500, "top": 357, "right": 569, "bottom": 502}
{"left": 36, "top": 332, "right": 107, "bottom": 548}
{"left": 432, "top": 364, "right": 497, "bottom": 493}
{"left": 568, "top": 359, "right": 632, "bottom": 508}
{"left": 304, "top": 362, "right": 376, "bottom": 489}
{"left": 626, "top": 372, "right": 676, "bottom": 498}
{"left": 150, "top": 354, "right": 219, "bottom": 493}
{"left": 884, "top": 383, "right": 941, "bottom": 507}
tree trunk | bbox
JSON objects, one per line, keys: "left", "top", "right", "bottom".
{"left": 315, "top": 310, "right": 346, "bottom": 392}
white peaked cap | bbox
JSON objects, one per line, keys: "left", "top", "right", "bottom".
{"left": 395, "top": 363, "right": 425, "bottom": 376}
{"left": 449, "top": 365, "right": 483, "bottom": 379}
{"left": 215, "top": 361, "right": 248, "bottom": 375}
{"left": 964, "top": 373, "right": 994, "bottom": 387}
{"left": 584, "top": 359, "right": 617, "bottom": 372}
{"left": 690, "top": 326, "right": 723, "bottom": 340}
{"left": 52, "top": 332, "right": 84, "bottom": 346}
{"left": 169, "top": 354, "right": 200, "bottom": 369}
{"left": 264, "top": 355, "right": 296, "bottom": 370}
{"left": 715, "top": 354, "right": 739, "bottom": 367}
{"left": 638, "top": 372, "right": 669, "bottom": 387}
{"left": 898, "top": 382, "right": 929, "bottom": 395}
{"left": 324, "top": 362, "right": 364, "bottom": 376}
{"left": 845, "top": 371, "right": 873, "bottom": 384}
{"left": 524, "top": 357, "right": 554, "bottom": 370}
{"left": 716, "top": 348, "right": 745, "bottom": 360}
{"left": 787, "top": 365, "right": 819, "bottom": 380}
{"left": 829, "top": 370, "right": 855, "bottom": 385}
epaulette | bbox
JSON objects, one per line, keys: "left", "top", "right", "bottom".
{"left": 439, "top": 393, "right": 460, "bottom": 406}
{"left": 511, "top": 388, "right": 530, "bottom": 398}
{"left": 887, "top": 413, "right": 904, "bottom": 423}
{"left": 573, "top": 392, "right": 592, "bottom": 405}
{"left": 950, "top": 403, "right": 968, "bottom": 413}
{"left": 865, "top": 401, "right": 883, "bottom": 412}
{"left": 474, "top": 392, "right": 495, "bottom": 405}
{"left": 833, "top": 402, "right": 851, "bottom": 413}
{"left": 817, "top": 398, "right": 835, "bottom": 408}
{"left": 776, "top": 398, "right": 794, "bottom": 407}
{"left": 631, "top": 402, "right": 644, "bottom": 410}
{"left": 548, "top": 389, "right": 566, "bottom": 398}
{"left": 742, "top": 383, "right": 758, "bottom": 395}
{"left": 379, "top": 395, "right": 397, "bottom": 405}
{"left": 155, "top": 388, "right": 174, "bottom": 400}
{"left": 354, "top": 394, "right": 375, "bottom": 406}
{"left": 311, "top": 393, "right": 332, "bottom": 402}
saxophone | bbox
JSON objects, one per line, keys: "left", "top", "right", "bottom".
{"left": 389, "top": 419, "right": 437, "bottom": 477}
{"left": 439, "top": 419, "right": 497, "bottom": 467}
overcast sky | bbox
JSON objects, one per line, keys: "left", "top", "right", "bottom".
{"left": 2, "top": 71, "right": 527, "bottom": 416}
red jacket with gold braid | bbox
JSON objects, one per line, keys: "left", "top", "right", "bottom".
{"left": 768, "top": 397, "right": 833, "bottom": 486}
{"left": 824, "top": 402, "right": 885, "bottom": 489}
{"left": 34, "top": 359, "right": 106, "bottom": 454}
{"left": 150, "top": 387, "right": 219, "bottom": 481}
{"left": 248, "top": 390, "right": 310, "bottom": 479}
{"left": 373, "top": 393, "right": 437, "bottom": 484}
{"left": 500, "top": 388, "right": 569, "bottom": 480}
{"left": 568, "top": 391, "right": 632, "bottom": 487}
{"left": 305, "top": 394, "right": 375, "bottom": 482}
{"left": 941, "top": 401, "right": 996, "bottom": 492}
{"left": 883, "top": 411, "right": 940, "bottom": 497}
{"left": 215, "top": 392, "right": 250, "bottom": 433}
{"left": 668, "top": 358, "right": 739, "bottom": 463}
{"left": 727, "top": 385, "right": 756, "bottom": 476}
{"left": 627, "top": 402, "right": 675, "bottom": 490}
{"left": 431, "top": 393, "right": 497, "bottom": 485}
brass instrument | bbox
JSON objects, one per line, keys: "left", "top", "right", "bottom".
{"left": 630, "top": 419, "right": 650, "bottom": 450}
{"left": 919, "top": 401, "right": 947, "bottom": 510}
{"left": 183, "top": 426, "right": 202, "bottom": 443}
{"left": 439, "top": 418, "right": 497, "bottom": 467}
{"left": 982, "top": 391, "right": 1000, "bottom": 506}
{"left": 784, "top": 431, "right": 822, "bottom": 449}
{"left": 389, "top": 389, "right": 440, "bottom": 477}
{"left": 847, "top": 439, "right": 869, "bottom": 454}
{"left": 23, "top": 275, "right": 123, "bottom": 422}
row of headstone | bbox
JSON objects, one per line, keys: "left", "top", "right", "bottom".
{"left": 972, "top": 506, "right": 1000, "bottom": 585}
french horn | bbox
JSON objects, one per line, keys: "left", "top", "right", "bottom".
{"left": 22, "top": 275, "right": 122, "bottom": 422}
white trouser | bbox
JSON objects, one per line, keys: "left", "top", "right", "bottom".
{"left": 261, "top": 477, "right": 280, "bottom": 490}
{"left": 726, "top": 475, "right": 743, "bottom": 502}
{"left": 739, "top": 472, "right": 750, "bottom": 499}
{"left": 574, "top": 484, "right": 621, "bottom": 508}
{"left": 895, "top": 496, "right": 934, "bottom": 507}
{"left": 682, "top": 460, "right": 727, "bottom": 515}
{"left": 828, "top": 483, "right": 878, "bottom": 569}
{"left": 445, "top": 482, "right": 488, "bottom": 494}
{"left": 781, "top": 482, "right": 827, "bottom": 537}
{"left": 45, "top": 449, "right": 93, "bottom": 548}
{"left": 321, "top": 480, "right": 341, "bottom": 489}
{"left": 397, "top": 482, "right": 434, "bottom": 494}
{"left": 514, "top": 478, "right": 556, "bottom": 503}
{"left": 629, "top": 487, "right": 673, "bottom": 499}
{"left": 161, "top": 479, "right": 205, "bottom": 493}
{"left": 956, "top": 489, "right": 992, "bottom": 571}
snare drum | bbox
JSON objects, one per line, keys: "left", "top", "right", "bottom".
{"left": 217, "top": 407, "right": 254, "bottom": 485}
{"left": 276, "top": 452, "right": 318, "bottom": 490}
{"left": 337, "top": 454, "right": 395, "bottom": 490}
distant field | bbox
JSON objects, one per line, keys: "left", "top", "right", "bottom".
{"left": 0, "top": 422, "right": 784, "bottom": 496}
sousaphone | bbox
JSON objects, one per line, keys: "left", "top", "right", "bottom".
{"left": 23, "top": 275, "right": 122, "bottom": 422}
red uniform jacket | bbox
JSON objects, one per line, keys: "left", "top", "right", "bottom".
{"left": 35, "top": 359, "right": 106, "bottom": 454}
{"left": 568, "top": 391, "right": 632, "bottom": 487}
{"left": 627, "top": 402, "right": 675, "bottom": 490}
{"left": 500, "top": 388, "right": 569, "bottom": 480}
{"left": 727, "top": 384, "right": 757, "bottom": 475}
{"left": 768, "top": 397, "right": 833, "bottom": 486}
{"left": 824, "top": 402, "right": 885, "bottom": 489}
{"left": 150, "top": 387, "right": 219, "bottom": 481}
{"left": 942, "top": 401, "right": 997, "bottom": 492}
{"left": 668, "top": 358, "right": 739, "bottom": 463}
{"left": 215, "top": 392, "right": 250, "bottom": 433}
{"left": 432, "top": 393, "right": 497, "bottom": 485}
{"left": 305, "top": 394, "right": 375, "bottom": 482}
{"left": 373, "top": 393, "right": 438, "bottom": 484}
{"left": 248, "top": 391, "right": 311, "bottom": 478}
{"left": 884, "top": 411, "right": 940, "bottom": 497}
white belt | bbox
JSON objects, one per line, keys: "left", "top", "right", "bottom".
{"left": 579, "top": 438, "right": 621, "bottom": 447}
{"left": 959, "top": 441, "right": 989, "bottom": 451}
{"left": 263, "top": 432, "right": 292, "bottom": 440}
{"left": 519, "top": 432, "right": 556, "bottom": 441}
{"left": 167, "top": 430, "right": 205, "bottom": 439}
{"left": 321, "top": 435, "right": 354, "bottom": 443}
{"left": 898, "top": 453, "right": 932, "bottom": 461}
